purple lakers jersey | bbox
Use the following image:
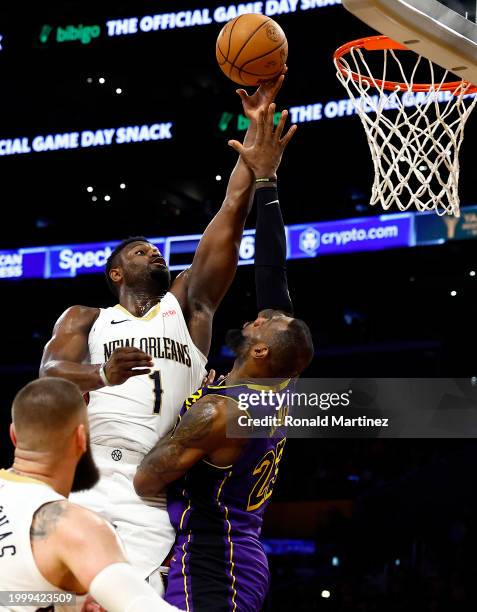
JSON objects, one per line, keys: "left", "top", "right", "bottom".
{"left": 165, "top": 379, "right": 293, "bottom": 612}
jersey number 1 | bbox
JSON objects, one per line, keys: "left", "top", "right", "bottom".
{"left": 149, "top": 371, "right": 163, "bottom": 414}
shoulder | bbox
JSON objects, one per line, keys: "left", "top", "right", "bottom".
{"left": 180, "top": 394, "right": 240, "bottom": 435}
{"left": 172, "top": 394, "right": 228, "bottom": 443}
{"left": 61, "top": 305, "right": 101, "bottom": 321}
{"left": 54, "top": 305, "right": 100, "bottom": 331}
{"left": 200, "top": 392, "right": 251, "bottom": 435}
{"left": 32, "top": 500, "right": 115, "bottom": 547}
{"left": 31, "top": 499, "right": 70, "bottom": 540}
{"left": 31, "top": 500, "right": 125, "bottom": 590}
{"left": 58, "top": 502, "right": 117, "bottom": 546}
{"left": 202, "top": 392, "right": 242, "bottom": 415}
{"left": 187, "top": 393, "right": 230, "bottom": 415}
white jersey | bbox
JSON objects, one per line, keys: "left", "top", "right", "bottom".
{"left": 87, "top": 291, "right": 207, "bottom": 453}
{"left": 0, "top": 470, "right": 81, "bottom": 611}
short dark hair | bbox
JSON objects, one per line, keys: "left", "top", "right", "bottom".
{"left": 105, "top": 236, "right": 149, "bottom": 297}
{"left": 12, "top": 378, "right": 86, "bottom": 451}
{"left": 269, "top": 318, "right": 314, "bottom": 377}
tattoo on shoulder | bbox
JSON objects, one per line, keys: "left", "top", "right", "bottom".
{"left": 175, "top": 401, "right": 218, "bottom": 443}
{"left": 139, "top": 400, "right": 222, "bottom": 479}
{"left": 30, "top": 500, "right": 69, "bottom": 540}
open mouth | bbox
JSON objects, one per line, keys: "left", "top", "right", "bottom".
{"left": 150, "top": 257, "right": 166, "bottom": 267}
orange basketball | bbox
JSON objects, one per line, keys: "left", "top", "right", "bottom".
{"left": 216, "top": 13, "right": 288, "bottom": 86}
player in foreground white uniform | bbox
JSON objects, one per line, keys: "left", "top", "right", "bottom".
{"left": 0, "top": 377, "right": 183, "bottom": 612}
{"left": 39, "top": 76, "right": 287, "bottom": 590}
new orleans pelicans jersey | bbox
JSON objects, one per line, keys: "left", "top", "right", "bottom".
{"left": 0, "top": 470, "right": 88, "bottom": 612}
{"left": 87, "top": 292, "right": 207, "bottom": 453}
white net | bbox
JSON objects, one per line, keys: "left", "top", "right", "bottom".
{"left": 334, "top": 39, "right": 477, "bottom": 216}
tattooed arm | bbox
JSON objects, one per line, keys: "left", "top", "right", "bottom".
{"left": 31, "top": 501, "right": 126, "bottom": 594}
{"left": 134, "top": 395, "right": 245, "bottom": 497}
{"left": 30, "top": 501, "right": 183, "bottom": 611}
{"left": 30, "top": 500, "right": 69, "bottom": 540}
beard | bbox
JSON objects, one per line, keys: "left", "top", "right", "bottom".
{"left": 71, "top": 440, "right": 100, "bottom": 493}
{"left": 123, "top": 264, "right": 171, "bottom": 297}
{"left": 225, "top": 328, "right": 248, "bottom": 357}
{"left": 150, "top": 265, "right": 171, "bottom": 295}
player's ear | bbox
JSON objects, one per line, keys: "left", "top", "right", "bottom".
{"left": 251, "top": 342, "right": 269, "bottom": 360}
{"left": 75, "top": 423, "right": 87, "bottom": 454}
{"left": 9, "top": 424, "right": 17, "bottom": 447}
{"left": 109, "top": 266, "right": 123, "bottom": 284}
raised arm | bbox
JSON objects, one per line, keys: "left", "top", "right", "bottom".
{"left": 231, "top": 105, "right": 296, "bottom": 315}
{"left": 254, "top": 176, "right": 293, "bottom": 315}
{"left": 170, "top": 75, "right": 286, "bottom": 357}
{"left": 40, "top": 306, "right": 153, "bottom": 393}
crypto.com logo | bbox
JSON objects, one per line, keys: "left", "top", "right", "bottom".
{"left": 299, "top": 227, "right": 320, "bottom": 256}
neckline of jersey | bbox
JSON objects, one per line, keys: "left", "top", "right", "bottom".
{"left": 208, "top": 378, "right": 292, "bottom": 392}
{"left": 114, "top": 302, "right": 161, "bottom": 321}
{"left": 0, "top": 469, "right": 50, "bottom": 487}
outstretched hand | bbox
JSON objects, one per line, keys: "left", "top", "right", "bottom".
{"left": 228, "top": 102, "right": 297, "bottom": 178}
{"left": 236, "top": 67, "right": 287, "bottom": 122}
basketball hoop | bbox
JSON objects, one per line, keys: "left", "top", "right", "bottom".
{"left": 334, "top": 35, "right": 477, "bottom": 216}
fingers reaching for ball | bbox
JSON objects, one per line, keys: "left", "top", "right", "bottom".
{"left": 280, "top": 119, "right": 298, "bottom": 148}
{"left": 228, "top": 102, "right": 297, "bottom": 178}
{"left": 235, "top": 66, "right": 288, "bottom": 122}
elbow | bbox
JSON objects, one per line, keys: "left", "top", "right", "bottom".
{"left": 39, "top": 360, "right": 57, "bottom": 379}
{"left": 133, "top": 469, "right": 162, "bottom": 498}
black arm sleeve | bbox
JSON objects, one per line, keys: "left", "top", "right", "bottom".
{"left": 254, "top": 185, "right": 293, "bottom": 315}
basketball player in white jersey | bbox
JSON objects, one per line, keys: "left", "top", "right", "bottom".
{"left": 0, "top": 377, "right": 183, "bottom": 612}
{"left": 39, "top": 75, "right": 287, "bottom": 591}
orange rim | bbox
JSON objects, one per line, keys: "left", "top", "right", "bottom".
{"left": 334, "top": 35, "right": 477, "bottom": 94}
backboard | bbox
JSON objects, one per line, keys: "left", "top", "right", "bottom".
{"left": 342, "top": 0, "right": 477, "bottom": 85}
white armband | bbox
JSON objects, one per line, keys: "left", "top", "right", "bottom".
{"left": 89, "top": 563, "right": 183, "bottom": 612}
{"left": 98, "top": 363, "right": 112, "bottom": 387}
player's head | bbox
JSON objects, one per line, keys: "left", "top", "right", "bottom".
{"left": 10, "top": 378, "right": 99, "bottom": 493}
{"left": 105, "top": 236, "right": 171, "bottom": 298}
{"left": 226, "top": 309, "right": 314, "bottom": 377}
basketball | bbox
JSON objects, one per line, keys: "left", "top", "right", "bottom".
{"left": 216, "top": 13, "right": 288, "bottom": 86}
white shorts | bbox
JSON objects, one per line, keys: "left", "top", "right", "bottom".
{"left": 70, "top": 443, "right": 175, "bottom": 587}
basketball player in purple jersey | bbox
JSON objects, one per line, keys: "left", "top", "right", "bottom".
{"left": 134, "top": 105, "right": 314, "bottom": 612}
